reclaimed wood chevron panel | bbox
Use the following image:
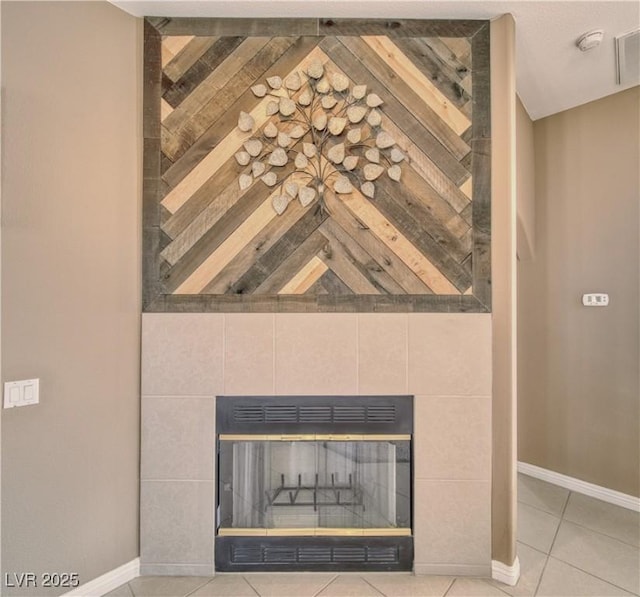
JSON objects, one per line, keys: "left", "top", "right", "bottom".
{"left": 143, "top": 18, "right": 491, "bottom": 313}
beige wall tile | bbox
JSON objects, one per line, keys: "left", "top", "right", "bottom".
{"left": 414, "top": 480, "right": 491, "bottom": 566}
{"left": 408, "top": 314, "right": 492, "bottom": 396}
{"left": 224, "top": 314, "right": 275, "bottom": 395}
{"left": 142, "top": 314, "right": 223, "bottom": 396}
{"left": 358, "top": 314, "right": 408, "bottom": 395}
{"left": 275, "top": 314, "right": 358, "bottom": 395}
{"left": 414, "top": 396, "right": 491, "bottom": 480}
{"left": 141, "top": 397, "right": 215, "bottom": 481}
{"left": 140, "top": 481, "right": 213, "bottom": 566}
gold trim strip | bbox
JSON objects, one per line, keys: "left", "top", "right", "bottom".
{"left": 217, "top": 528, "right": 412, "bottom": 537}
{"left": 363, "top": 528, "right": 412, "bottom": 536}
{"left": 217, "top": 528, "right": 267, "bottom": 536}
{"left": 219, "top": 434, "right": 411, "bottom": 442}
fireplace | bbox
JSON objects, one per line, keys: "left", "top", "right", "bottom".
{"left": 215, "top": 396, "right": 413, "bottom": 572}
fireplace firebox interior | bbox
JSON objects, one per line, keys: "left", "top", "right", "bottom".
{"left": 215, "top": 396, "right": 413, "bottom": 572}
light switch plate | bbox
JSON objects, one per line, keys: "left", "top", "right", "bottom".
{"left": 582, "top": 293, "right": 609, "bottom": 307}
{"left": 3, "top": 379, "right": 40, "bottom": 408}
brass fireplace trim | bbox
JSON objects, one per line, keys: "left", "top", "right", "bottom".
{"left": 219, "top": 434, "right": 411, "bottom": 441}
{"left": 218, "top": 528, "right": 412, "bottom": 537}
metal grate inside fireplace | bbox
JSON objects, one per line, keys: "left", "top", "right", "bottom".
{"left": 215, "top": 395, "right": 413, "bottom": 572}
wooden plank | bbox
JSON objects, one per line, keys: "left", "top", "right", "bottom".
{"left": 144, "top": 21, "right": 162, "bottom": 140}
{"left": 148, "top": 17, "right": 319, "bottom": 37}
{"left": 374, "top": 171, "right": 471, "bottom": 266}
{"left": 164, "top": 36, "right": 218, "bottom": 83}
{"left": 162, "top": 35, "right": 194, "bottom": 62}
{"left": 370, "top": 184, "right": 472, "bottom": 287}
{"left": 317, "top": 19, "right": 484, "bottom": 38}
{"left": 173, "top": 188, "right": 279, "bottom": 294}
{"left": 161, "top": 45, "right": 328, "bottom": 214}
{"left": 460, "top": 177, "right": 473, "bottom": 200}
{"left": 324, "top": 190, "right": 459, "bottom": 294}
{"left": 440, "top": 37, "right": 472, "bottom": 69}
{"left": 163, "top": 37, "right": 270, "bottom": 135}
{"left": 161, "top": 112, "right": 254, "bottom": 213}
{"left": 316, "top": 269, "right": 354, "bottom": 295}
{"left": 470, "top": 138, "right": 491, "bottom": 309}
{"left": 163, "top": 37, "right": 244, "bottom": 109}
{"left": 378, "top": 114, "right": 470, "bottom": 212}
{"left": 278, "top": 256, "right": 328, "bottom": 294}
{"left": 361, "top": 36, "right": 471, "bottom": 136}
{"left": 161, "top": 144, "right": 247, "bottom": 241}
{"left": 336, "top": 36, "right": 470, "bottom": 161}
{"left": 317, "top": 237, "right": 382, "bottom": 295}
{"left": 325, "top": 192, "right": 433, "bottom": 294}
{"left": 230, "top": 208, "right": 327, "bottom": 295}
{"left": 162, "top": 36, "right": 321, "bottom": 188}
{"left": 173, "top": 37, "right": 299, "bottom": 156}
{"left": 145, "top": 291, "right": 489, "bottom": 313}
{"left": 460, "top": 202, "right": 473, "bottom": 227}
{"left": 163, "top": 166, "right": 278, "bottom": 291}
{"left": 162, "top": 119, "right": 308, "bottom": 247}
{"left": 320, "top": 219, "right": 405, "bottom": 294}
{"left": 201, "top": 180, "right": 313, "bottom": 294}
{"left": 471, "top": 24, "right": 491, "bottom": 141}
{"left": 371, "top": 144, "right": 469, "bottom": 239}
{"left": 254, "top": 229, "right": 331, "bottom": 294}
{"left": 162, "top": 150, "right": 301, "bottom": 266}
{"left": 161, "top": 98, "right": 174, "bottom": 121}
{"left": 318, "top": 38, "right": 469, "bottom": 185}
{"left": 391, "top": 37, "right": 472, "bottom": 109}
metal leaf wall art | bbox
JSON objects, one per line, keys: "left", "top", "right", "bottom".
{"left": 234, "top": 58, "right": 404, "bottom": 215}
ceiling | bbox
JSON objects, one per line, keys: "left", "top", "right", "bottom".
{"left": 110, "top": 0, "right": 640, "bottom": 120}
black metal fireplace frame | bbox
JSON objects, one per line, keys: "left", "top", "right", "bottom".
{"left": 215, "top": 395, "right": 414, "bottom": 572}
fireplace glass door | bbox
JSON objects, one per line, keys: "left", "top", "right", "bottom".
{"left": 217, "top": 436, "right": 411, "bottom": 535}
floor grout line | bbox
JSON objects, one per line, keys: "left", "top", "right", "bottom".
{"left": 532, "top": 554, "right": 550, "bottom": 597}
{"left": 360, "top": 574, "right": 387, "bottom": 596}
{"left": 557, "top": 517, "right": 640, "bottom": 550}
{"left": 183, "top": 577, "right": 214, "bottom": 597}
{"left": 544, "top": 554, "right": 639, "bottom": 595}
{"left": 312, "top": 574, "right": 340, "bottom": 597}
{"left": 241, "top": 574, "right": 261, "bottom": 597}
{"left": 547, "top": 489, "right": 572, "bottom": 555}
{"left": 517, "top": 499, "right": 564, "bottom": 520}
{"left": 442, "top": 578, "right": 456, "bottom": 597}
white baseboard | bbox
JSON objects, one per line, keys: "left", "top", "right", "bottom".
{"left": 63, "top": 558, "right": 140, "bottom": 597}
{"left": 492, "top": 556, "right": 520, "bottom": 586}
{"left": 518, "top": 462, "right": 640, "bottom": 512}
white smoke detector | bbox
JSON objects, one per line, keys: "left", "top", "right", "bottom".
{"left": 576, "top": 29, "right": 604, "bottom": 51}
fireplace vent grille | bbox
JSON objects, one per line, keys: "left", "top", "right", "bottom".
{"left": 232, "top": 404, "right": 397, "bottom": 425}
{"left": 230, "top": 544, "right": 399, "bottom": 565}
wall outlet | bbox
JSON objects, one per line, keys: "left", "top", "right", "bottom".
{"left": 3, "top": 379, "right": 40, "bottom": 408}
{"left": 582, "top": 293, "right": 609, "bottom": 307}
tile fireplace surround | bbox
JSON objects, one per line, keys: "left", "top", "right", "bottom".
{"left": 140, "top": 312, "right": 492, "bottom": 577}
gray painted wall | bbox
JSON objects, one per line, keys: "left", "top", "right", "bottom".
{"left": 1, "top": 2, "right": 141, "bottom": 594}
{"left": 518, "top": 86, "right": 640, "bottom": 497}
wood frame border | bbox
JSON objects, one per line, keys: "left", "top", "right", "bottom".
{"left": 143, "top": 18, "right": 491, "bottom": 313}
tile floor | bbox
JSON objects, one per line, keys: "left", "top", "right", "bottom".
{"left": 107, "top": 474, "right": 640, "bottom": 597}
